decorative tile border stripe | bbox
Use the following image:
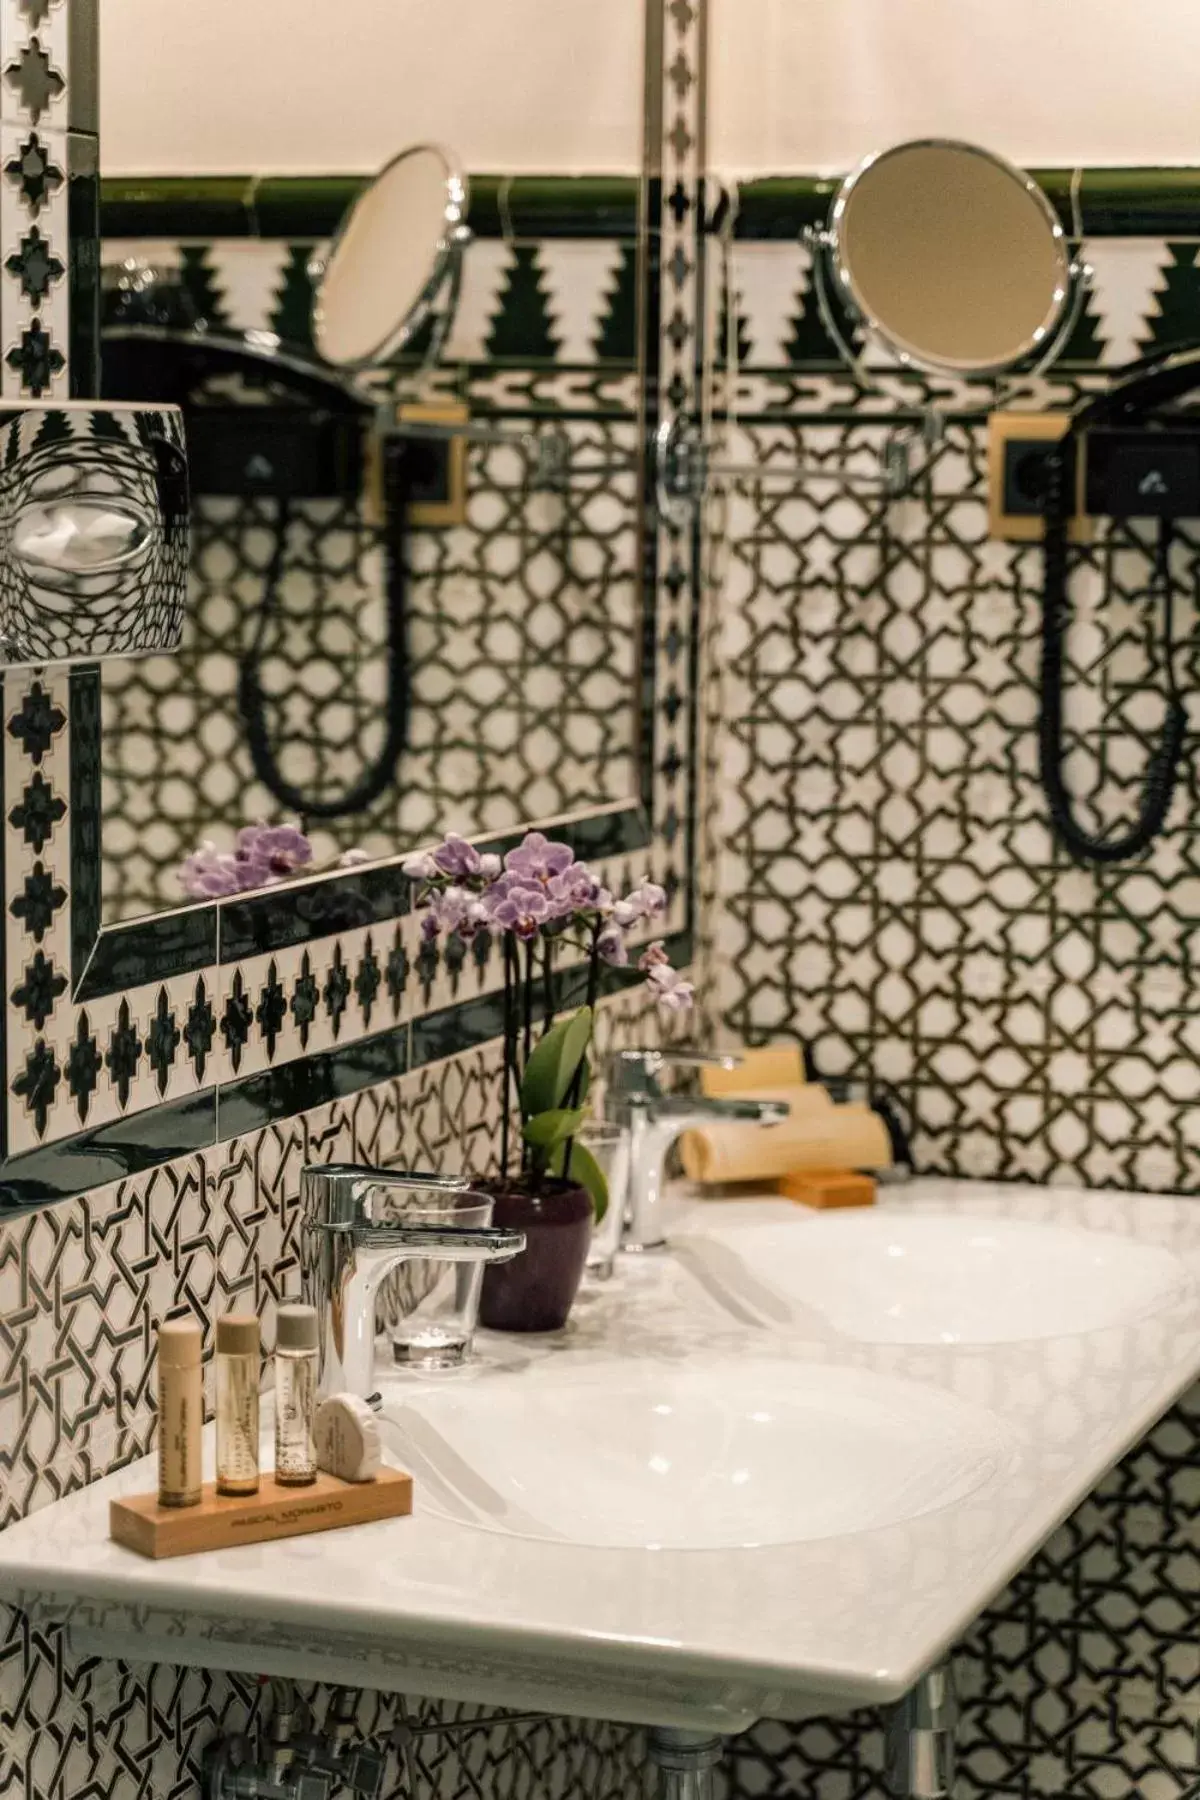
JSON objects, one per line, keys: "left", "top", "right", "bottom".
{"left": 0, "top": 0, "right": 72, "bottom": 402}
{"left": 102, "top": 235, "right": 641, "bottom": 369}
{"left": 641, "top": 0, "right": 705, "bottom": 915}
{"left": 100, "top": 173, "right": 640, "bottom": 243}
{"left": 0, "top": 810, "right": 683, "bottom": 1200}
{"left": 721, "top": 233, "right": 1200, "bottom": 372}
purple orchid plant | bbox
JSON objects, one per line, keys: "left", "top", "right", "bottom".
{"left": 179, "top": 824, "right": 368, "bottom": 899}
{"left": 403, "top": 830, "right": 693, "bottom": 1204}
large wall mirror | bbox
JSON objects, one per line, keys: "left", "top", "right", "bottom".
{"left": 96, "top": 0, "right": 647, "bottom": 926}
{"left": 702, "top": 0, "right": 1200, "bottom": 1075}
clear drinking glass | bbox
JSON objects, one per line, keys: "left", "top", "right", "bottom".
{"left": 386, "top": 1195, "right": 495, "bottom": 1371}
{"left": 577, "top": 1121, "right": 630, "bottom": 1280}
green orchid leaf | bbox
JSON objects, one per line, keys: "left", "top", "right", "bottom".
{"left": 552, "top": 1138, "right": 608, "bottom": 1222}
{"left": 520, "top": 1006, "right": 593, "bottom": 1115}
{"left": 522, "top": 1106, "right": 587, "bottom": 1150}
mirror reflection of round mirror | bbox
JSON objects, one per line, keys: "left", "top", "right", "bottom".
{"left": 831, "top": 139, "right": 1070, "bottom": 376}
{"left": 314, "top": 143, "right": 468, "bottom": 370}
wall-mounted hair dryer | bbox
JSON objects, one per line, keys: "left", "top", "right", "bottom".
{"left": 1040, "top": 343, "right": 1200, "bottom": 865}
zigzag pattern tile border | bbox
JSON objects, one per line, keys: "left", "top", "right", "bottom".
{"left": 104, "top": 234, "right": 641, "bottom": 371}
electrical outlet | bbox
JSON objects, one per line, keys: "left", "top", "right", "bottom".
{"left": 987, "top": 411, "right": 1091, "bottom": 543}
{"left": 397, "top": 401, "right": 469, "bottom": 527}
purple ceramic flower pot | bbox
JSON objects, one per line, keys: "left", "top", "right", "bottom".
{"left": 479, "top": 1177, "right": 592, "bottom": 1332}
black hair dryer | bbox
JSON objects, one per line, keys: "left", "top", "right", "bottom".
{"left": 1039, "top": 343, "right": 1200, "bottom": 864}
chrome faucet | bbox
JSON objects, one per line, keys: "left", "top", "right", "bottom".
{"left": 299, "top": 1164, "right": 525, "bottom": 1406}
{"left": 606, "top": 1051, "right": 789, "bottom": 1251}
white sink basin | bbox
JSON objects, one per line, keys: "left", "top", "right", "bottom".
{"left": 677, "top": 1211, "right": 1191, "bottom": 1345}
{"left": 380, "top": 1355, "right": 1006, "bottom": 1549}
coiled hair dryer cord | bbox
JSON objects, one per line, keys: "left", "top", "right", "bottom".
{"left": 239, "top": 438, "right": 412, "bottom": 822}
{"left": 1038, "top": 433, "right": 1188, "bottom": 865}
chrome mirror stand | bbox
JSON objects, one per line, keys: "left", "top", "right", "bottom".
{"left": 654, "top": 413, "right": 922, "bottom": 530}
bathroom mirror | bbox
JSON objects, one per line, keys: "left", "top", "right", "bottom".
{"left": 95, "top": 2, "right": 646, "bottom": 925}
{"left": 826, "top": 139, "right": 1071, "bottom": 376}
{"left": 313, "top": 144, "right": 468, "bottom": 370}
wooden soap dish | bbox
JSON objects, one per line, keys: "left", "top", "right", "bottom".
{"left": 110, "top": 1466, "right": 413, "bottom": 1560}
{"left": 777, "top": 1168, "right": 876, "bottom": 1209}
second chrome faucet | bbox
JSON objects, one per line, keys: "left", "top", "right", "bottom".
{"left": 606, "top": 1050, "right": 788, "bottom": 1251}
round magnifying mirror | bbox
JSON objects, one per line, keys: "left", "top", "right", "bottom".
{"left": 314, "top": 143, "right": 469, "bottom": 370}
{"left": 830, "top": 139, "right": 1070, "bottom": 376}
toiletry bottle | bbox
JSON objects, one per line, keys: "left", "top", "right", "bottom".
{"left": 157, "top": 1317, "right": 203, "bottom": 1507}
{"left": 215, "top": 1313, "right": 261, "bottom": 1496}
{"left": 274, "top": 1304, "right": 319, "bottom": 1486}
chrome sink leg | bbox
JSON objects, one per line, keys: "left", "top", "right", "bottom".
{"left": 647, "top": 1727, "right": 724, "bottom": 1800}
{"left": 885, "top": 1662, "right": 957, "bottom": 1800}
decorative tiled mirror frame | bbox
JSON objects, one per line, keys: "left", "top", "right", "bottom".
{"left": 0, "top": 0, "right": 711, "bottom": 1210}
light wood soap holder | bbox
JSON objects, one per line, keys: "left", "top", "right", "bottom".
{"left": 110, "top": 1467, "right": 413, "bottom": 1560}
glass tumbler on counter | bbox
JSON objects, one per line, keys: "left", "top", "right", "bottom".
{"left": 577, "top": 1121, "right": 630, "bottom": 1279}
{"left": 387, "top": 1194, "right": 495, "bottom": 1371}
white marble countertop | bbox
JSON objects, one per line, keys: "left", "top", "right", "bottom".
{"left": 0, "top": 1178, "right": 1198, "bottom": 1732}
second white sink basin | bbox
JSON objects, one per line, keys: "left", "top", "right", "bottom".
{"left": 678, "top": 1211, "right": 1191, "bottom": 1345}
{"left": 380, "top": 1354, "right": 1006, "bottom": 1549}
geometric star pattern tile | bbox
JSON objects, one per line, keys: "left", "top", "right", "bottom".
{"left": 95, "top": 233, "right": 641, "bottom": 922}
{"left": 714, "top": 393, "right": 1200, "bottom": 1194}
{"left": 99, "top": 432, "right": 638, "bottom": 921}
{"left": 704, "top": 224, "right": 1200, "bottom": 1800}
{"left": 0, "top": 1031, "right": 681, "bottom": 1800}
{"left": 0, "top": 1074, "right": 1196, "bottom": 1800}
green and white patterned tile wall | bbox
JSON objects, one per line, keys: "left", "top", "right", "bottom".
{"left": 712, "top": 219, "right": 1200, "bottom": 1192}
{"left": 706, "top": 195, "right": 1200, "bottom": 1800}
{"left": 98, "top": 226, "right": 641, "bottom": 920}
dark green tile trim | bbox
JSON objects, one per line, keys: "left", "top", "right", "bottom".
{"left": 216, "top": 1024, "right": 410, "bottom": 1142}
{"left": 1048, "top": 168, "right": 1200, "bottom": 237}
{"left": 411, "top": 991, "right": 507, "bottom": 1069}
{"left": 69, "top": 665, "right": 102, "bottom": 984}
{"left": 103, "top": 177, "right": 255, "bottom": 239}
{"left": 732, "top": 168, "right": 1200, "bottom": 241}
{"left": 0, "top": 1090, "right": 216, "bottom": 1212}
{"left": 101, "top": 174, "right": 640, "bottom": 242}
{"left": 468, "top": 177, "right": 638, "bottom": 240}
{"left": 732, "top": 177, "right": 838, "bottom": 239}
{"left": 76, "top": 907, "right": 218, "bottom": 1005}
{"left": 218, "top": 864, "right": 414, "bottom": 966}
{"left": 253, "top": 178, "right": 367, "bottom": 240}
